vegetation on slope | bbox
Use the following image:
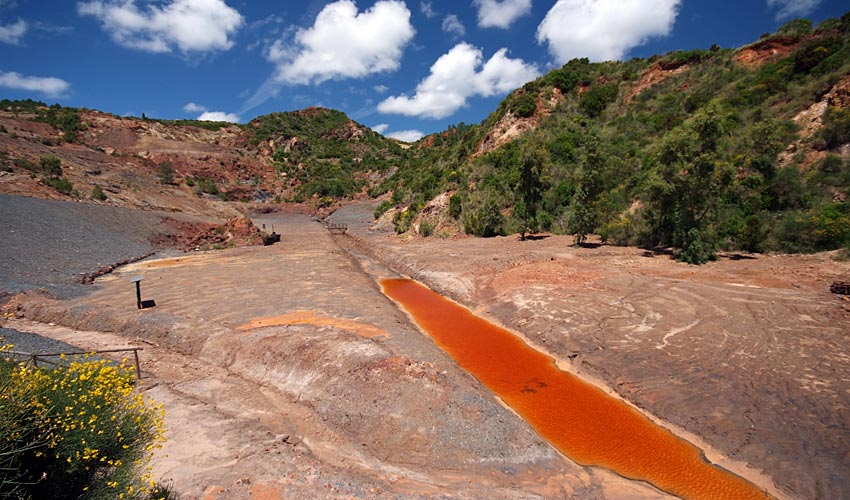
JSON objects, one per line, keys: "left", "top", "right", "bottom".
{"left": 248, "top": 107, "right": 405, "bottom": 203}
{"left": 380, "top": 13, "right": 850, "bottom": 263}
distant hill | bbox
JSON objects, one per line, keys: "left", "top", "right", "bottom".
{"left": 0, "top": 102, "right": 403, "bottom": 216}
{"left": 2, "top": 13, "right": 850, "bottom": 263}
{"left": 378, "top": 13, "right": 850, "bottom": 263}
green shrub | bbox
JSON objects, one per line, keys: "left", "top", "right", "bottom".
{"left": 158, "top": 162, "right": 175, "bottom": 185}
{"left": 579, "top": 83, "right": 618, "bottom": 118}
{"left": 393, "top": 208, "right": 416, "bottom": 234}
{"left": 39, "top": 155, "right": 62, "bottom": 178}
{"left": 448, "top": 194, "right": 463, "bottom": 219}
{"left": 184, "top": 176, "right": 195, "bottom": 187}
{"left": 818, "top": 107, "right": 850, "bottom": 150}
{"left": 43, "top": 176, "right": 74, "bottom": 195}
{"left": 510, "top": 92, "right": 537, "bottom": 118}
{"left": 196, "top": 177, "right": 219, "bottom": 195}
{"left": 0, "top": 355, "right": 165, "bottom": 500}
{"left": 674, "top": 227, "right": 716, "bottom": 264}
{"left": 14, "top": 158, "right": 37, "bottom": 173}
{"left": 463, "top": 198, "right": 505, "bottom": 237}
{"left": 419, "top": 220, "right": 434, "bottom": 237}
{"left": 373, "top": 200, "right": 393, "bottom": 219}
{"left": 91, "top": 184, "right": 107, "bottom": 201}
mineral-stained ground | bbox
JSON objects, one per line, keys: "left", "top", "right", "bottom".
{"left": 2, "top": 197, "right": 848, "bottom": 500}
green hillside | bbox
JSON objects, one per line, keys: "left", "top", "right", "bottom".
{"left": 248, "top": 107, "right": 404, "bottom": 205}
{"left": 378, "top": 14, "right": 850, "bottom": 263}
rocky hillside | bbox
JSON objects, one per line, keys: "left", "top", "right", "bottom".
{"left": 379, "top": 13, "right": 850, "bottom": 263}
{"left": 0, "top": 101, "right": 403, "bottom": 216}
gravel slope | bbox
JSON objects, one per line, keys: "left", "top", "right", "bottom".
{"left": 1, "top": 327, "right": 83, "bottom": 354}
{"left": 0, "top": 194, "right": 194, "bottom": 298}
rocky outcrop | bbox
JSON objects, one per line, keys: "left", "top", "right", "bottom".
{"left": 777, "top": 74, "right": 850, "bottom": 169}
{"left": 476, "top": 88, "right": 563, "bottom": 156}
{"left": 733, "top": 36, "right": 800, "bottom": 68}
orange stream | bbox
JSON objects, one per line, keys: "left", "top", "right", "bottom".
{"left": 381, "top": 278, "right": 772, "bottom": 500}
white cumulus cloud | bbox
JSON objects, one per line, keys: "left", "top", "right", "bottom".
{"left": 183, "top": 102, "right": 206, "bottom": 113}
{"left": 537, "top": 0, "right": 680, "bottom": 63}
{"left": 197, "top": 110, "right": 240, "bottom": 122}
{"left": 766, "top": 0, "right": 822, "bottom": 20}
{"left": 267, "top": 0, "right": 414, "bottom": 86}
{"left": 77, "top": 0, "right": 243, "bottom": 54}
{"left": 442, "top": 14, "right": 465, "bottom": 38}
{"left": 0, "top": 71, "right": 70, "bottom": 96}
{"left": 387, "top": 129, "right": 424, "bottom": 142}
{"left": 378, "top": 43, "right": 539, "bottom": 119}
{"left": 0, "top": 19, "right": 27, "bottom": 45}
{"left": 473, "top": 0, "right": 531, "bottom": 29}
{"left": 371, "top": 123, "right": 389, "bottom": 133}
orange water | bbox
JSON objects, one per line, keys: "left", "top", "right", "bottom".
{"left": 381, "top": 278, "right": 772, "bottom": 500}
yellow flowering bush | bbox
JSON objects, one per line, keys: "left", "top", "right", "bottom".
{"left": 0, "top": 351, "right": 166, "bottom": 500}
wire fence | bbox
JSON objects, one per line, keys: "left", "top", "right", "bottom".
{"left": 2, "top": 348, "right": 143, "bottom": 380}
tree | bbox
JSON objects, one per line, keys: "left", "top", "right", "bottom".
{"left": 647, "top": 104, "right": 734, "bottom": 263}
{"left": 570, "top": 135, "right": 605, "bottom": 245}
{"left": 515, "top": 136, "right": 547, "bottom": 240}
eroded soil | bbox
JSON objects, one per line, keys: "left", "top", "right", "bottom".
{"left": 3, "top": 212, "right": 670, "bottom": 500}
{"left": 331, "top": 203, "right": 850, "bottom": 500}
{"left": 2, "top": 203, "right": 849, "bottom": 499}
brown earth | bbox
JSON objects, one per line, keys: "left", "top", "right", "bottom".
{"left": 0, "top": 109, "right": 278, "bottom": 217}
{"left": 3, "top": 201, "right": 849, "bottom": 499}
{"left": 626, "top": 62, "right": 690, "bottom": 104}
{"left": 334, "top": 202, "right": 850, "bottom": 500}
{"left": 3, "top": 213, "right": 672, "bottom": 500}
{"left": 733, "top": 37, "right": 800, "bottom": 68}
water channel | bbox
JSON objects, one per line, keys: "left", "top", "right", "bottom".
{"left": 381, "top": 277, "right": 773, "bottom": 500}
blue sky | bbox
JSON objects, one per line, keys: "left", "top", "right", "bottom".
{"left": 1, "top": 0, "right": 848, "bottom": 141}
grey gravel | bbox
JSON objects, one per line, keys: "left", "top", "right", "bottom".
{"left": 1, "top": 194, "right": 184, "bottom": 298}
{"left": 0, "top": 327, "right": 83, "bottom": 354}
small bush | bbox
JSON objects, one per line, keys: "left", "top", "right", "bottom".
{"left": 196, "top": 177, "right": 219, "bottom": 196}
{"left": 675, "top": 227, "right": 716, "bottom": 264}
{"left": 91, "top": 184, "right": 107, "bottom": 201}
{"left": 448, "top": 194, "right": 463, "bottom": 219}
{"left": 818, "top": 107, "right": 850, "bottom": 150}
{"left": 463, "top": 198, "right": 505, "bottom": 237}
{"left": 419, "top": 220, "right": 434, "bottom": 237}
{"left": 579, "top": 83, "right": 619, "bottom": 118}
{"left": 184, "top": 176, "right": 195, "bottom": 187}
{"left": 393, "top": 208, "right": 416, "bottom": 234}
{"left": 39, "top": 155, "right": 62, "bottom": 178}
{"left": 373, "top": 200, "right": 393, "bottom": 219}
{"left": 43, "top": 176, "right": 74, "bottom": 195}
{"left": 158, "top": 162, "right": 175, "bottom": 185}
{"left": 0, "top": 355, "right": 166, "bottom": 500}
{"left": 14, "top": 158, "right": 37, "bottom": 173}
{"left": 510, "top": 92, "right": 537, "bottom": 118}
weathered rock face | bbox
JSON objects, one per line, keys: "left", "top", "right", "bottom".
{"left": 625, "top": 61, "right": 690, "bottom": 104}
{"left": 476, "top": 87, "right": 563, "bottom": 156}
{"left": 777, "top": 74, "right": 850, "bottom": 169}
{"left": 733, "top": 36, "right": 800, "bottom": 68}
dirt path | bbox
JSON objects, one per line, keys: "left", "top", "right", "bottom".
{"left": 3, "top": 212, "right": 675, "bottom": 499}
{"left": 331, "top": 202, "right": 850, "bottom": 500}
